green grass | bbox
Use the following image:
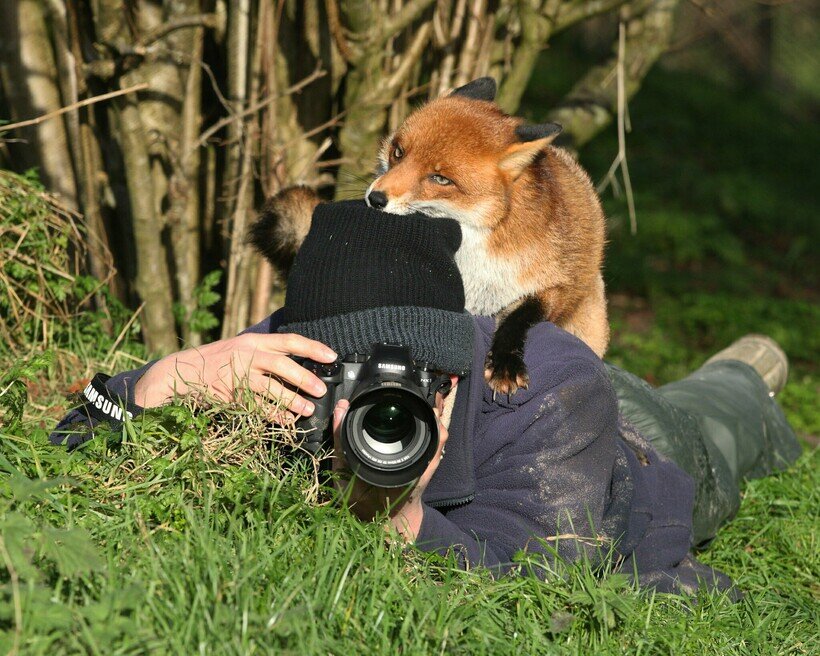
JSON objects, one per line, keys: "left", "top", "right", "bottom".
{"left": 1, "top": 400, "right": 817, "bottom": 655}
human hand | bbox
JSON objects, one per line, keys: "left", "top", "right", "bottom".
{"left": 133, "top": 333, "right": 337, "bottom": 419}
{"left": 330, "top": 378, "right": 456, "bottom": 541}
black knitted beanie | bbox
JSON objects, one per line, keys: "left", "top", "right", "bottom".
{"left": 278, "top": 200, "right": 473, "bottom": 374}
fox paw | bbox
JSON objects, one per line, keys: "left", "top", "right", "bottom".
{"left": 484, "top": 351, "right": 530, "bottom": 396}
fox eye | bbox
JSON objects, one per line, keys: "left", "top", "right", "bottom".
{"left": 430, "top": 174, "right": 452, "bottom": 186}
{"left": 392, "top": 144, "right": 404, "bottom": 159}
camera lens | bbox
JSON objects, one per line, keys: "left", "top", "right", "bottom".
{"left": 343, "top": 388, "right": 438, "bottom": 487}
{"left": 362, "top": 401, "right": 414, "bottom": 443}
{"left": 337, "top": 344, "right": 440, "bottom": 488}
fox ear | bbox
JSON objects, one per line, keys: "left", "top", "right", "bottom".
{"left": 514, "top": 122, "right": 563, "bottom": 142}
{"left": 499, "top": 124, "right": 563, "bottom": 178}
{"left": 451, "top": 77, "right": 497, "bottom": 102}
{"left": 499, "top": 136, "right": 555, "bottom": 179}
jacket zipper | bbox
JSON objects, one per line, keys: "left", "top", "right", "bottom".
{"left": 427, "top": 493, "right": 475, "bottom": 509}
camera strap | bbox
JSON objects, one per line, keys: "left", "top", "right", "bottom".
{"left": 78, "top": 373, "right": 140, "bottom": 424}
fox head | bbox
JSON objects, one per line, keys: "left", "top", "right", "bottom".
{"left": 366, "top": 78, "right": 562, "bottom": 229}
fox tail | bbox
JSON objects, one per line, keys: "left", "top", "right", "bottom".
{"left": 249, "top": 185, "right": 320, "bottom": 277}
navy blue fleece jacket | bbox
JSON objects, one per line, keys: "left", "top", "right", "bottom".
{"left": 50, "top": 312, "right": 734, "bottom": 595}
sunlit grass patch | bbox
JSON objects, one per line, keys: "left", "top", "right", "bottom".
{"left": 2, "top": 347, "right": 818, "bottom": 654}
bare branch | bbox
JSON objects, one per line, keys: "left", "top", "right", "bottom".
{"left": 381, "top": 0, "right": 438, "bottom": 41}
{"left": 386, "top": 23, "right": 433, "bottom": 94}
{"left": 0, "top": 83, "right": 149, "bottom": 134}
{"left": 497, "top": 0, "right": 551, "bottom": 112}
{"left": 454, "top": 0, "right": 488, "bottom": 87}
{"left": 553, "top": 0, "right": 631, "bottom": 31}
{"left": 325, "top": 0, "right": 357, "bottom": 61}
{"left": 597, "top": 22, "right": 637, "bottom": 233}
{"left": 193, "top": 66, "right": 326, "bottom": 151}
{"left": 548, "top": 0, "right": 680, "bottom": 148}
{"left": 435, "top": 0, "right": 469, "bottom": 95}
{"left": 139, "top": 13, "right": 220, "bottom": 47}
{"left": 432, "top": 0, "right": 450, "bottom": 46}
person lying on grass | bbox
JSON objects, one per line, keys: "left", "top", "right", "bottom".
{"left": 51, "top": 201, "right": 802, "bottom": 598}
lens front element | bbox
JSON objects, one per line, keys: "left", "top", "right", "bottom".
{"left": 362, "top": 402, "right": 414, "bottom": 443}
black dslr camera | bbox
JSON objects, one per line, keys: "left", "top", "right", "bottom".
{"left": 294, "top": 343, "right": 450, "bottom": 488}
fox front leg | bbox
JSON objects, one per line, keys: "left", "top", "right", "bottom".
{"left": 484, "top": 295, "right": 545, "bottom": 395}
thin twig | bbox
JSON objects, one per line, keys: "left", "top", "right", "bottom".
{"left": 139, "top": 13, "right": 218, "bottom": 48}
{"left": 597, "top": 21, "right": 637, "bottom": 234}
{"left": 386, "top": 23, "right": 433, "bottom": 94}
{"left": 324, "top": 0, "right": 355, "bottom": 61}
{"left": 454, "top": 0, "right": 487, "bottom": 86}
{"left": 432, "top": 0, "right": 449, "bottom": 46}
{"left": 617, "top": 20, "right": 637, "bottom": 234}
{"left": 0, "top": 84, "right": 149, "bottom": 134}
{"left": 114, "top": 351, "right": 149, "bottom": 366}
{"left": 4, "top": 251, "right": 75, "bottom": 281}
{"left": 193, "top": 66, "right": 326, "bottom": 152}
{"left": 105, "top": 303, "right": 146, "bottom": 364}
{"left": 381, "top": 0, "right": 438, "bottom": 42}
{"left": 435, "top": 0, "right": 468, "bottom": 95}
{"left": 553, "top": 0, "right": 630, "bottom": 32}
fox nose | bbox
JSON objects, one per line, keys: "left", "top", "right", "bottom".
{"left": 367, "top": 190, "right": 388, "bottom": 209}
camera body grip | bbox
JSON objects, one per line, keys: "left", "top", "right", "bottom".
{"left": 293, "top": 357, "right": 365, "bottom": 454}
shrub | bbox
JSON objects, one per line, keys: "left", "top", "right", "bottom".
{"left": 0, "top": 169, "right": 133, "bottom": 356}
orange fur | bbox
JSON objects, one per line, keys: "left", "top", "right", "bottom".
{"left": 369, "top": 94, "right": 609, "bottom": 359}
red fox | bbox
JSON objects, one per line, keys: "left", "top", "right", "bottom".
{"left": 251, "top": 77, "right": 608, "bottom": 394}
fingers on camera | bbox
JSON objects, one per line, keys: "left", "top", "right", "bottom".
{"left": 251, "top": 377, "right": 315, "bottom": 417}
{"left": 260, "top": 354, "right": 327, "bottom": 397}
{"left": 259, "top": 333, "right": 337, "bottom": 362}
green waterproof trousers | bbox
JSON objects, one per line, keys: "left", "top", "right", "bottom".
{"left": 607, "top": 359, "right": 802, "bottom": 546}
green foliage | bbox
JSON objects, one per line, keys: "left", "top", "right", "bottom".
{"left": 0, "top": 467, "right": 106, "bottom": 654}
{"left": 551, "top": 65, "right": 820, "bottom": 440}
{"left": 173, "top": 270, "right": 223, "bottom": 335}
{"left": 1, "top": 47, "right": 817, "bottom": 656}
{"left": 0, "top": 169, "right": 141, "bottom": 359}
{"left": 1, "top": 406, "right": 817, "bottom": 654}
{"left": 70, "top": 275, "right": 141, "bottom": 355}
{"left": 0, "top": 352, "right": 52, "bottom": 430}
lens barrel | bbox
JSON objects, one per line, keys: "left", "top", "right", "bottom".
{"left": 341, "top": 383, "right": 438, "bottom": 488}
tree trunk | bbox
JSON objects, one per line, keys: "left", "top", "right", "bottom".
{"left": 86, "top": 0, "right": 178, "bottom": 353}
{"left": 219, "top": 0, "right": 252, "bottom": 338}
{"left": 44, "top": 0, "right": 117, "bottom": 324}
{"left": 117, "top": 89, "right": 178, "bottom": 354}
{"left": 497, "top": 0, "right": 552, "bottom": 113}
{"left": 334, "top": 0, "right": 436, "bottom": 188}
{"left": 0, "top": 0, "right": 78, "bottom": 208}
{"left": 548, "top": 0, "right": 680, "bottom": 149}
{"left": 169, "top": 23, "right": 205, "bottom": 346}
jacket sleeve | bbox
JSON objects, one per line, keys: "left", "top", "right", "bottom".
{"left": 49, "top": 361, "right": 157, "bottom": 448}
{"left": 49, "top": 309, "right": 287, "bottom": 447}
{"left": 415, "top": 355, "right": 626, "bottom": 575}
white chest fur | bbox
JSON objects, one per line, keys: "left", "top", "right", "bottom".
{"left": 455, "top": 225, "right": 526, "bottom": 316}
